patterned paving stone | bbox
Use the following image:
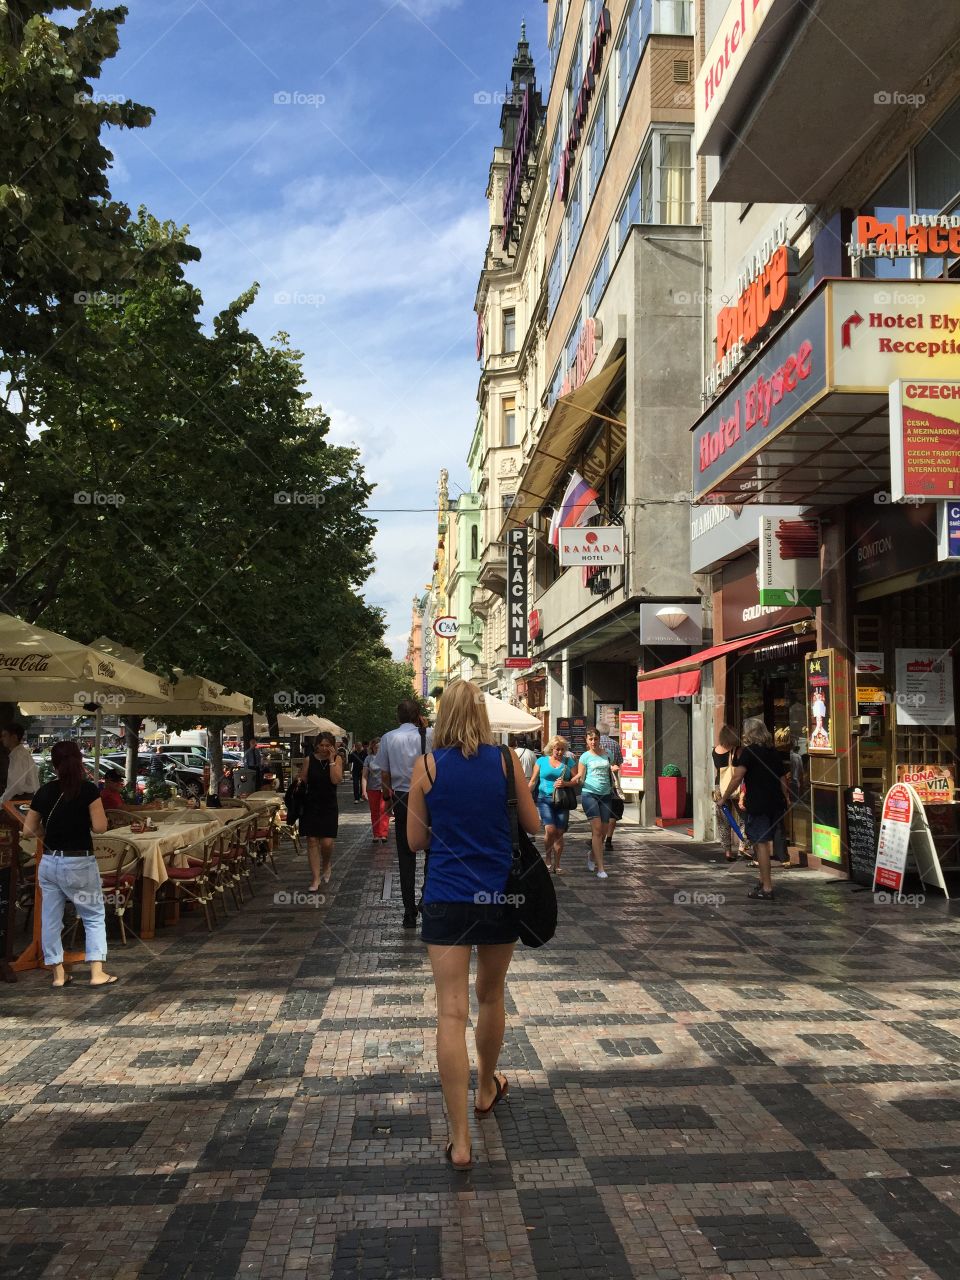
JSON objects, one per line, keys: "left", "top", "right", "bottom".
{"left": 4, "top": 805, "right": 960, "bottom": 1280}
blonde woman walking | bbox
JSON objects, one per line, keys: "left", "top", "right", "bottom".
{"left": 406, "top": 681, "right": 541, "bottom": 1169}
{"left": 529, "top": 735, "right": 575, "bottom": 873}
{"left": 718, "top": 717, "right": 790, "bottom": 901}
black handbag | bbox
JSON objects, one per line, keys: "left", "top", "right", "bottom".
{"left": 552, "top": 770, "right": 577, "bottom": 812}
{"left": 609, "top": 793, "right": 625, "bottom": 820}
{"left": 500, "top": 746, "right": 557, "bottom": 948}
{"left": 284, "top": 779, "right": 305, "bottom": 826}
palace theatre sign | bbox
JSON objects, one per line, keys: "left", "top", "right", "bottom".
{"left": 691, "top": 279, "right": 960, "bottom": 506}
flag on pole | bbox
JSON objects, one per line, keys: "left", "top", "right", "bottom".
{"left": 547, "top": 508, "right": 561, "bottom": 549}
{"left": 556, "top": 470, "right": 600, "bottom": 535}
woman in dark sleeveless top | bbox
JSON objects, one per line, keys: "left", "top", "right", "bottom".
{"left": 298, "top": 732, "right": 343, "bottom": 890}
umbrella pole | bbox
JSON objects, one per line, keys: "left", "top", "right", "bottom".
{"left": 94, "top": 706, "right": 102, "bottom": 776}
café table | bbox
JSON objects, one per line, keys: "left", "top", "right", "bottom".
{"left": 97, "top": 819, "right": 223, "bottom": 939}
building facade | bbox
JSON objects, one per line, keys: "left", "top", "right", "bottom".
{"left": 501, "top": 0, "right": 706, "bottom": 818}
{"left": 670, "top": 0, "right": 960, "bottom": 865}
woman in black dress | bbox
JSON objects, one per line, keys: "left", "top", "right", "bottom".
{"left": 299, "top": 732, "right": 343, "bottom": 890}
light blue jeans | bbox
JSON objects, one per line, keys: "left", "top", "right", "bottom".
{"left": 38, "top": 854, "right": 108, "bottom": 965}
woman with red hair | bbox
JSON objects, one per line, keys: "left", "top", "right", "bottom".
{"left": 22, "top": 741, "right": 117, "bottom": 988}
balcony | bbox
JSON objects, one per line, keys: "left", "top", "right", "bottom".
{"left": 700, "top": 0, "right": 960, "bottom": 202}
{"left": 477, "top": 543, "right": 508, "bottom": 594}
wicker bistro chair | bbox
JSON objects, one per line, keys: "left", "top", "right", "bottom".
{"left": 160, "top": 829, "right": 220, "bottom": 931}
{"left": 91, "top": 837, "right": 142, "bottom": 945}
{"left": 249, "top": 807, "right": 281, "bottom": 878}
{"left": 215, "top": 820, "right": 248, "bottom": 910}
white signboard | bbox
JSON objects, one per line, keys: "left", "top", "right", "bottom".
{"left": 873, "top": 782, "right": 949, "bottom": 898}
{"left": 758, "top": 515, "right": 822, "bottom": 606}
{"left": 855, "top": 652, "right": 885, "bottom": 675}
{"left": 559, "top": 526, "right": 625, "bottom": 566}
{"left": 829, "top": 283, "right": 960, "bottom": 392}
{"left": 895, "top": 648, "right": 955, "bottom": 727}
{"left": 432, "top": 616, "right": 459, "bottom": 639}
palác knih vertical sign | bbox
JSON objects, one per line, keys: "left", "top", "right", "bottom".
{"left": 505, "top": 528, "right": 532, "bottom": 670}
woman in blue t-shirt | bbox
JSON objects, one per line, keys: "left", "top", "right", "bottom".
{"left": 406, "top": 680, "right": 541, "bottom": 1171}
{"left": 573, "top": 728, "right": 620, "bottom": 880}
{"left": 529, "top": 735, "right": 575, "bottom": 874}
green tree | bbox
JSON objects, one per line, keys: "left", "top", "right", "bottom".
{"left": 330, "top": 655, "right": 417, "bottom": 741}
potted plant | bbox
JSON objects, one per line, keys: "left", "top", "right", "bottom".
{"left": 657, "top": 763, "right": 687, "bottom": 821}
{"left": 143, "top": 776, "right": 174, "bottom": 808}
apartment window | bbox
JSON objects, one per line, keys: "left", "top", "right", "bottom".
{"left": 654, "top": 0, "right": 693, "bottom": 35}
{"left": 587, "top": 0, "right": 604, "bottom": 33}
{"left": 617, "top": 0, "right": 642, "bottom": 112}
{"left": 855, "top": 158, "right": 910, "bottom": 280}
{"left": 503, "top": 396, "right": 517, "bottom": 446}
{"left": 588, "top": 89, "right": 607, "bottom": 201}
{"left": 588, "top": 244, "right": 610, "bottom": 315}
{"left": 547, "top": 240, "right": 563, "bottom": 318}
{"left": 549, "top": 121, "right": 562, "bottom": 194}
{"left": 549, "top": 6, "right": 562, "bottom": 79}
{"left": 617, "top": 130, "right": 692, "bottom": 248}
{"left": 565, "top": 320, "right": 581, "bottom": 377}
{"left": 659, "top": 132, "right": 693, "bottom": 224}
{"left": 502, "top": 308, "right": 516, "bottom": 353}
{"left": 566, "top": 167, "right": 583, "bottom": 254}
{"left": 471, "top": 525, "right": 479, "bottom": 561}
{"left": 546, "top": 360, "right": 564, "bottom": 412}
{"left": 567, "top": 22, "right": 584, "bottom": 122}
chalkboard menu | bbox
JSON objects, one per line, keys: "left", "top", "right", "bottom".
{"left": 557, "top": 716, "right": 588, "bottom": 759}
{"left": 844, "top": 785, "right": 881, "bottom": 887}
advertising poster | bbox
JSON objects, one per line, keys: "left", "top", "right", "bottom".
{"left": 890, "top": 380, "right": 960, "bottom": 502}
{"left": 811, "top": 785, "right": 842, "bottom": 865}
{"left": 594, "top": 702, "right": 624, "bottom": 736}
{"left": 805, "top": 650, "right": 835, "bottom": 755}
{"left": 873, "top": 783, "right": 914, "bottom": 893}
{"left": 618, "top": 711, "right": 644, "bottom": 789}
{"left": 896, "top": 764, "right": 956, "bottom": 806}
{"left": 557, "top": 716, "right": 588, "bottom": 759}
{"left": 939, "top": 502, "right": 960, "bottom": 562}
{"left": 895, "top": 648, "right": 955, "bottom": 726}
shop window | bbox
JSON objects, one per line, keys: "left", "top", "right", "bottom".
{"left": 502, "top": 396, "right": 517, "bottom": 446}
{"left": 617, "top": 0, "right": 642, "bottom": 113}
{"left": 588, "top": 244, "right": 610, "bottom": 315}
{"left": 502, "top": 308, "right": 516, "bottom": 354}
{"left": 588, "top": 89, "right": 607, "bottom": 201}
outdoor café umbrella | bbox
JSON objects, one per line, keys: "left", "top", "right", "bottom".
{"left": 481, "top": 692, "right": 541, "bottom": 733}
{"left": 223, "top": 712, "right": 346, "bottom": 738}
{"left": 22, "top": 637, "right": 253, "bottom": 773}
{"left": 0, "top": 615, "right": 172, "bottom": 769}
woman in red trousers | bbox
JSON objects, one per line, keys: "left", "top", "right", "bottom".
{"left": 362, "top": 736, "right": 390, "bottom": 844}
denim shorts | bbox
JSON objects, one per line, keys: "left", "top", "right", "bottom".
{"left": 536, "top": 797, "right": 569, "bottom": 831}
{"left": 420, "top": 899, "right": 520, "bottom": 947}
{"left": 744, "top": 812, "right": 782, "bottom": 846}
{"left": 581, "top": 791, "right": 615, "bottom": 822}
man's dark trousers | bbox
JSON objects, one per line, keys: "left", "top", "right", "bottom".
{"left": 392, "top": 792, "right": 419, "bottom": 917}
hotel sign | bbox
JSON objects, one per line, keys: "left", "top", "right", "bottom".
{"left": 696, "top": 0, "right": 781, "bottom": 153}
{"left": 558, "top": 526, "right": 624, "bottom": 566}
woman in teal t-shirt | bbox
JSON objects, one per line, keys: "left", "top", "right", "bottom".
{"left": 573, "top": 729, "right": 619, "bottom": 879}
{"left": 529, "top": 735, "right": 575, "bottom": 874}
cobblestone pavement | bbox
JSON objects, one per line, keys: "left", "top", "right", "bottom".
{"left": 3, "top": 796, "right": 960, "bottom": 1279}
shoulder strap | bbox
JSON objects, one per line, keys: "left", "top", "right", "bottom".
{"left": 424, "top": 752, "right": 435, "bottom": 785}
{"left": 419, "top": 725, "right": 427, "bottom": 756}
{"left": 499, "top": 744, "right": 521, "bottom": 861}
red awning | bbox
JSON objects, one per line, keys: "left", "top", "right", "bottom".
{"left": 636, "top": 626, "right": 797, "bottom": 702}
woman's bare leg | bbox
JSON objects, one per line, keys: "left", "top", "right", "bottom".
{"left": 592, "top": 819, "right": 605, "bottom": 873}
{"left": 475, "top": 943, "right": 515, "bottom": 1111}
{"left": 307, "top": 838, "right": 321, "bottom": 890}
{"left": 427, "top": 943, "right": 473, "bottom": 1165}
{"left": 320, "top": 837, "right": 334, "bottom": 882}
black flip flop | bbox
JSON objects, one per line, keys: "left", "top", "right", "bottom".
{"left": 445, "top": 1143, "right": 472, "bottom": 1170}
{"left": 51, "top": 975, "right": 73, "bottom": 989}
{"left": 90, "top": 975, "right": 120, "bottom": 987}
{"left": 475, "top": 1074, "right": 509, "bottom": 1116}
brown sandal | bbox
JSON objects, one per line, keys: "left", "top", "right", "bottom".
{"left": 475, "top": 1073, "right": 509, "bottom": 1116}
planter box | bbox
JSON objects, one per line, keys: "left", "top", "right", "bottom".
{"left": 657, "top": 776, "right": 687, "bottom": 821}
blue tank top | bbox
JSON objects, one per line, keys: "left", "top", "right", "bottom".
{"left": 423, "top": 745, "right": 513, "bottom": 905}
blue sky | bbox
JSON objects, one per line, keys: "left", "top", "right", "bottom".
{"left": 98, "top": 0, "right": 543, "bottom": 656}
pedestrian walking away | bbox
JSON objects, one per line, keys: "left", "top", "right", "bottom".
{"left": 718, "top": 717, "right": 791, "bottom": 901}
{"left": 574, "top": 728, "right": 620, "bottom": 878}
{"left": 299, "top": 732, "right": 343, "bottom": 890}
{"left": 348, "top": 741, "right": 367, "bottom": 803}
{"left": 513, "top": 736, "right": 538, "bottom": 783}
{"left": 530, "top": 735, "right": 575, "bottom": 873}
{"left": 21, "top": 740, "right": 118, "bottom": 989}
{"left": 378, "top": 698, "right": 433, "bottom": 929}
{"left": 405, "top": 680, "right": 541, "bottom": 1169}
{"left": 362, "top": 736, "right": 390, "bottom": 843}
{"left": 712, "top": 723, "right": 747, "bottom": 862}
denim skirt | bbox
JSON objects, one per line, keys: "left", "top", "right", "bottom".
{"left": 420, "top": 899, "right": 520, "bottom": 947}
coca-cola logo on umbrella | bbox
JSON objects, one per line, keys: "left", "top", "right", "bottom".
{"left": 0, "top": 652, "right": 52, "bottom": 673}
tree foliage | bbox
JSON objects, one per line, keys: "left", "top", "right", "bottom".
{"left": 0, "top": 2, "right": 390, "bottom": 738}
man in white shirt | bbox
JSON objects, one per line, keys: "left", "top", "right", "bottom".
{"left": 1, "top": 724, "right": 40, "bottom": 805}
{"left": 379, "top": 698, "right": 433, "bottom": 929}
{"left": 514, "top": 737, "right": 538, "bottom": 782}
